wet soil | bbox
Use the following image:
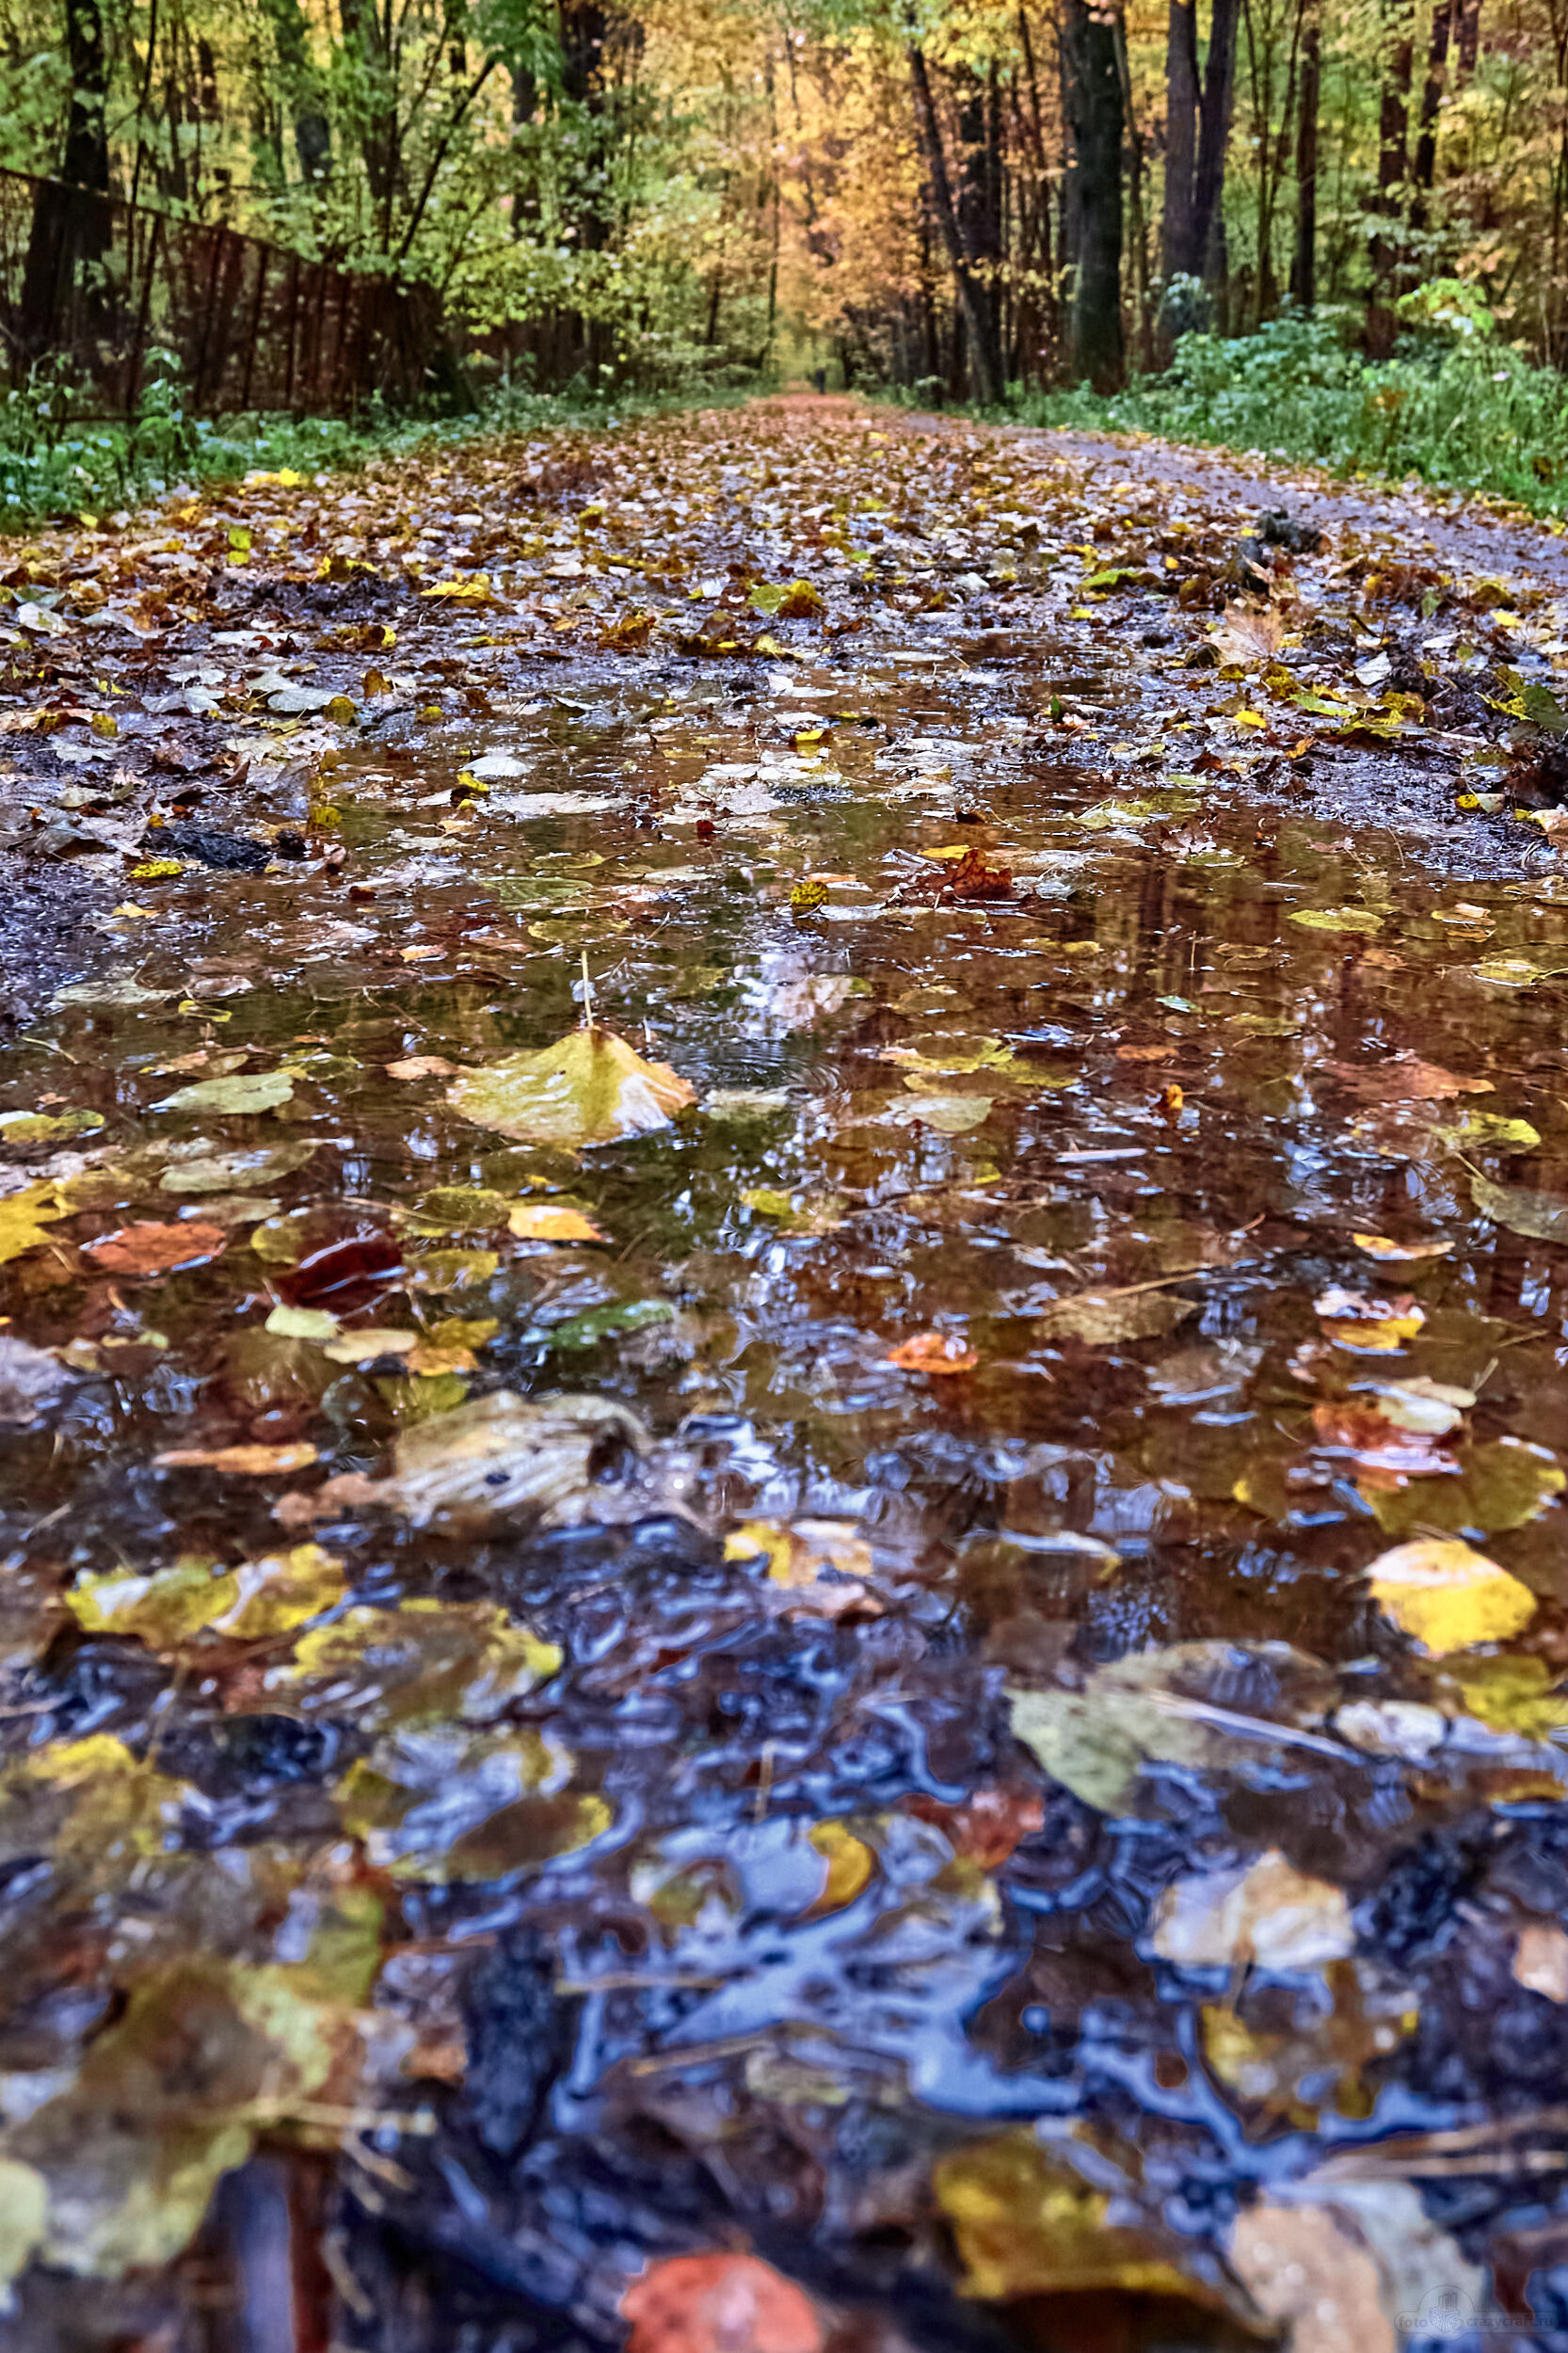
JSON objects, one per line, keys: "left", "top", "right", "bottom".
{"left": 4, "top": 401, "right": 1568, "bottom": 2348}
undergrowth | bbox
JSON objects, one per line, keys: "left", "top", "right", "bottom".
{"left": 1012, "top": 308, "right": 1568, "bottom": 520}
{"left": 0, "top": 356, "right": 755, "bottom": 532}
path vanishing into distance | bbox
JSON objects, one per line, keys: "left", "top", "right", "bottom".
{"left": 6, "top": 396, "right": 1568, "bottom": 2345}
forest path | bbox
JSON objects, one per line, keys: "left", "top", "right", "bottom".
{"left": 2, "top": 401, "right": 1568, "bottom": 2344}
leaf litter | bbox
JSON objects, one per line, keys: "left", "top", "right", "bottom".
{"left": 7, "top": 405, "right": 1568, "bottom": 2339}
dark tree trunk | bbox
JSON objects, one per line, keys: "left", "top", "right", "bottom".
{"left": 1162, "top": 0, "right": 1200, "bottom": 280}
{"left": 1368, "top": 9, "right": 1413, "bottom": 355}
{"left": 956, "top": 66, "right": 1003, "bottom": 386}
{"left": 265, "top": 0, "right": 331, "bottom": 183}
{"left": 1016, "top": 6, "right": 1061, "bottom": 369}
{"left": 20, "top": 0, "right": 112, "bottom": 358}
{"left": 1290, "top": 4, "right": 1320, "bottom": 305}
{"left": 1456, "top": 0, "right": 1480, "bottom": 76}
{"left": 1192, "top": 0, "right": 1241, "bottom": 290}
{"left": 1410, "top": 0, "right": 1453, "bottom": 220}
{"left": 906, "top": 40, "right": 1005, "bottom": 405}
{"left": 1061, "top": 0, "right": 1125, "bottom": 389}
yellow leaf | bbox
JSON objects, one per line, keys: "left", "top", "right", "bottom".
{"left": 805, "top": 1820, "right": 874, "bottom": 1914}
{"left": 64, "top": 1545, "right": 343, "bottom": 1648}
{"left": 1367, "top": 1537, "right": 1536, "bottom": 1653}
{"left": 932, "top": 2129, "right": 1224, "bottom": 2304}
{"left": 447, "top": 1022, "right": 696, "bottom": 1147}
{"left": 1352, "top": 1232, "right": 1453, "bottom": 1262}
{"left": 0, "top": 1180, "right": 63, "bottom": 1264}
{"left": 507, "top": 1202, "right": 607, "bottom": 1241}
{"left": 422, "top": 575, "right": 492, "bottom": 601}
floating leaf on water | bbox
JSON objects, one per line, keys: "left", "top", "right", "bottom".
{"left": 84, "top": 1220, "right": 228, "bottom": 1276}
{"left": 268, "top": 1599, "right": 561, "bottom": 1727}
{"left": 804, "top": 1820, "right": 875, "bottom": 1915}
{"left": 1352, "top": 1232, "right": 1453, "bottom": 1262}
{"left": 1435, "top": 1109, "right": 1542, "bottom": 1153}
{"left": 0, "top": 2158, "right": 46, "bottom": 2290}
{"left": 1365, "top": 1438, "right": 1563, "bottom": 1537}
{"left": 1445, "top": 1654, "right": 1568, "bottom": 1738}
{"left": 545, "top": 1298, "right": 674, "bottom": 1350}
{"left": 724, "top": 1517, "right": 876, "bottom": 1616}
{"left": 319, "top": 1326, "right": 420, "bottom": 1365}
{"left": 313, "top": 1388, "right": 649, "bottom": 1528}
{"left": 65, "top": 1544, "right": 343, "bottom": 1649}
{"left": 1150, "top": 1850, "right": 1355, "bottom": 1973}
{"left": 337, "top": 1722, "right": 607, "bottom": 1881}
{"left": 158, "top": 1141, "right": 317, "bottom": 1194}
{"left": 1229, "top": 2201, "right": 1392, "bottom": 2353}
{"left": 1037, "top": 1289, "right": 1196, "bottom": 1346}
{"left": 8, "top": 1957, "right": 340, "bottom": 2278}
{"left": 1009, "top": 1642, "right": 1333, "bottom": 1815}
{"left": 1313, "top": 1288, "right": 1424, "bottom": 1353}
{"left": 1513, "top": 1923, "right": 1568, "bottom": 2003}
{"left": 932, "top": 2127, "right": 1229, "bottom": 2306}
{"left": 0, "top": 1181, "right": 63, "bottom": 1265}
{"left": 1074, "top": 792, "right": 1199, "bottom": 830}
{"left": 155, "top": 1441, "right": 318, "bottom": 1474}
{"left": 405, "top": 1246, "right": 499, "bottom": 1292}
{"left": 1366, "top": 1537, "right": 1537, "bottom": 1653}
{"left": 507, "top": 1202, "right": 606, "bottom": 1241}
{"left": 447, "top": 1022, "right": 696, "bottom": 1146}
{"left": 412, "top": 1185, "right": 516, "bottom": 1230}
{"left": 0, "top": 1107, "right": 104, "bottom": 1145}
{"left": 879, "top": 1090, "right": 994, "bottom": 1134}
{"left": 155, "top": 1071, "right": 295, "bottom": 1116}
{"left": 264, "top": 1304, "right": 340, "bottom": 1340}
{"left": 386, "top": 1054, "right": 461, "bottom": 1079}
{"left": 1469, "top": 1171, "right": 1568, "bottom": 1242}
{"left": 51, "top": 974, "right": 180, "bottom": 1011}
{"left": 1288, "top": 905, "right": 1384, "bottom": 934}
{"left": 885, "top": 1331, "right": 979, "bottom": 1374}
{"left": 1362, "top": 1376, "right": 1473, "bottom": 1435}
{"left": 621, "top": 2255, "right": 824, "bottom": 2353}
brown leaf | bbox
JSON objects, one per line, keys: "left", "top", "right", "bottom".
{"left": 885, "top": 1331, "right": 979, "bottom": 1374}
{"left": 155, "top": 1442, "right": 319, "bottom": 1474}
{"left": 85, "top": 1221, "right": 228, "bottom": 1276}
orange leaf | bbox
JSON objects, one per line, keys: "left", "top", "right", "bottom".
{"left": 85, "top": 1221, "right": 228, "bottom": 1276}
{"left": 154, "top": 1443, "right": 318, "bottom": 1474}
{"left": 886, "top": 1331, "right": 979, "bottom": 1374}
{"left": 622, "top": 2255, "right": 823, "bottom": 2353}
{"left": 507, "top": 1203, "right": 606, "bottom": 1242}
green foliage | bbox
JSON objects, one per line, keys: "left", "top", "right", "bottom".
{"left": 1017, "top": 311, "right": 1568, "bottom": 520}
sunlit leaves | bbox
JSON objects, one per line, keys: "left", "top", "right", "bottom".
{"left": 0, "top": 1181, "right": 63, "bottom": 1265}
{"left": 447, "top": 1023, "right": 696, "bottom": 1145}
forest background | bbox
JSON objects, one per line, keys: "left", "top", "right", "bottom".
{"left": 2, "top": 0, "right": 1568, "bottom": 513}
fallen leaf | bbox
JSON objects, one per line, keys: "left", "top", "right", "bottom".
{"left": 64, "top": 1545, "right": 343, "bottom": 1649}
{"left": 267, "top": 1600, "right": 560, "bottom": 1728}
{"left": 1151, "top": 1849, "right": 1355, "bottom": 1972}
{"left": 0, "top": 2158, "right": 46, "bottom": 2291}
{"left": 329, "top": 1388, "right": 648, "bottom": 1525}
{"left": 1328, "top": 1055, "right": 1491, "bottom": 1102}
{"left": 507, "top": 1202, "right": 606, "bottom": 1241}
{"left": 155, "top": 1442, "right": 319, "bottom": 1474}
{"left": 0, "top": 1334, "right": 77, "bottom": 1426}
{"left": 84, "top": 1220, "right": 228, "bottom": 1276}
{"left": 0, "top": 1107, "right": 104, "bottom": 1145}
{"left": 0, "top": 1181, "right": 64, "bottom": 1265}
{"left": 1313, "top": 1288, "right": 1424, "bottom": 1353}
{"left": 885, "top": 1331, "right": 979, "bottom": 1374}
{"left": 932, "top": 2127, "right": 1230, "bottom": 2307}
{"left": 1364, "top": 1438, "right": 1564, "bottom": 1536}
{"left": 1037, "top": 1289, "right": 1196, "bottom": 1346}
{"left": 1229, "top": 2201, "right": 1393, "bottom": 2353}
{"left": 447, "top": 1022, "right": 696, "bottom": 1146}
{"left": 336, "top": 1721, "right": 606, "bottom": 1880}
{"left": 621, "top": 2254, "right": 824, "bottom": 2353}
{"left": 1288, "top": 905, "right": 1384, "bottom": 934}
{"left": 156, "top": 1071, "right": 295, "bottom": 1116}
{"left": 1470, "top": 1172, "right": 1568, "bottom": 1242}
{"left": 1351, "top": 1232, "right": 1453, "bottom": 1262}
{"left": 387, "top": 1055, "right": 460, "bottom": 1079}
{"left": 805, "top": 1819, "right": 875, "bottom": 1914}
{"left": 1366, "top": 1537, "right": 1537, "bottom": 1653}
{"left": 1513, "top": 1924, "right": 1568, "bottom": 2003}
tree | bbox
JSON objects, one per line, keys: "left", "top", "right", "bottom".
{"left": 1061, "top": 0, "right": 1124, "bottom": 387}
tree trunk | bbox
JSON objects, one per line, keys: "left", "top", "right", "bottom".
{"left": 906, "top": 40, "right": 1005, "bottom": 405}
{"left": 1410, "top": 0, "right": 1454, "bottom": 221}
{"left": 1368, "top": 7, "right": 1413, "bottom": 355}
{"left": 1290, "top": 2, "right": 1320, "bottom": 305}
{"left": 20, "top": 0, "right": 111, "bottom": 358}
{"left": 1061, "top": 0, "right": 1125, "bottom": 389}
{"left": 1162, "top": 0, "right": 1200, "bottom": 280}
{"left": 265, "top": 0, "right": 332, "bottom": 183}
{"left": 1192, "top": 0, "right": 1241, "bottom": 293}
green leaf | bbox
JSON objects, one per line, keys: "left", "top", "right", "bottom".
{"left": 155, "top": 1071, "right": 296, "bottom": 1116}
{"left": 1288, "top": 905, "right": 1384, "bottom": 934}
{"left": 0, "top": 1108, "right": 104, "bottom": 1144}
{"left": 1470, "top": 1172, "right": 1568, "bottom": 1240}
{"left": 1365, "top": 1438, "right": 1564, "bottom": 1538}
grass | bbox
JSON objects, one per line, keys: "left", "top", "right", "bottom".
{"left": 0, "top": 361, "right": 760, "bottom": 533}
{"left": 1009, "top": 309, "right": 1568, "bottom": 521}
